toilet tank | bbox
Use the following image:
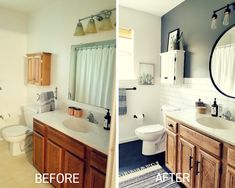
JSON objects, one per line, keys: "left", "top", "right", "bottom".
{"left": 23, "top": 105, "right": 39, "bottom": 129}
{"left": 161, "top": 105, "right": 180, "bottom": 126}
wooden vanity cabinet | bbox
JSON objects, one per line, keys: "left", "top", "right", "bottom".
{"left": 196, "top": 148, "right": 220, "bottom": 188}
{"left": 165, "top": 118, "right": 178, "bottom": 173}
{"left": 226, "top": 166, "right": 235, "bottom": 188}
{"left": 85, "top": 149, "right": 107, "bottom": 188}
{"left": 88, "top": 168, "right": 106, "bottom": 188}
{"left": 64, "top": 151, "right": 85, "bottom": 188}
{"left": 46, "top": 140, "right": 63, "bottom": 188}
{"left": 166, "top": 117, "right": 222, "bottom": 188}
{"left": 33, "top": 119, "right": 107, "bottom": 188}
{"left": 224, "top": 145, "right": 235, "bottom": 188}
{"left": 33, "top": 120, "right": 47, "bottom": 173}
{"left": 178, "top": 137, "right": 196, "bottom": 188}
{"left": 26, "top": 52, "right": 51, "bottom": 86}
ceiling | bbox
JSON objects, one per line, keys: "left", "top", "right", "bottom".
{"left": 119, "top": 0, "right": 185, "bottom": 16}
{"left": 0, "top": 0, "right": 57, "bottom": 14}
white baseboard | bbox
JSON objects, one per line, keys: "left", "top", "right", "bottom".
{"left": 119, "top": 136, "right": 139, "bottom": 144}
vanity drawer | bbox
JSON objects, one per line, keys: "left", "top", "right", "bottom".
{"left": 90, "top": 151, "right": 107, "bottom": 174}
{"left": 33, "top": 119, "right": 46, "bottom": 136}
{"left": 179, "top": 125, "right": 221, "bottom": 157}
{"left": 47, "top": 127, "right": 85, "bottom": 159}
{"left": 166, "top": 118, "right": 178, "bottom": 133}
{"left": 227, "top": 146, "right": 235, "bottom": 168}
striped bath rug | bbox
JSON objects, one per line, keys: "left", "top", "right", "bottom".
{"left": 119, "top": 163, "right": 181, "bottom": 188}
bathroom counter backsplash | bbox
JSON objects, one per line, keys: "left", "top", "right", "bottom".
{"left": 166, "top": 109, "right": 235, "bottom": 147}
{"left": 33, "top": 110, "right": 110, "bottom": 155}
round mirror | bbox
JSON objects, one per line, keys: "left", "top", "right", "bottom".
{"left": 209, "top": 25, "right": 235, "bottom": 98}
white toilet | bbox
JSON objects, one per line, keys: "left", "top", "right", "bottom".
{"left": 135, "top": 105, "right": 180, "bottom": 155}
{"left": 2, "top": 105, "right": 38, "bottom": 156}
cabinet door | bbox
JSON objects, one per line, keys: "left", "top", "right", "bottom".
{"left": 196, "top": 149, "right": 220, "bottom": 188}
{"left": 27, "top": 57, "right": 34, "bottom": 83}
{"left": 178, "top": 138, "right": 196, "bottom": 188}
{"left": 34, "top": 56, "right": 42, "bottom": 85}
{"left": 160, "top": 53, "right": 175, "bottom": 84}
{"left": 226, "top": 166, "right": 235, "bottom": 188}
{"left": 64, "top": 151, "right": 85, "bottom": 188}
{"left": 33, "top": 132, "right": 45, "bottom": 173}
{"left": 165, "top": 130, "right": 177, "bottom": 173}
{"left": 89, "top": 167, "right": 105, "bottom": 188}
{"left": 46, "top": 140, "right": 63, "bottom": 188}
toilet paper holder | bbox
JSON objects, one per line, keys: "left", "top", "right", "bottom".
{"left": 133, "top": 114, "right": 145, "bottom": 118}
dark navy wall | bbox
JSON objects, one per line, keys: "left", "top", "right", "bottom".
{"left": 161, "top": 0, "right": 235, "bottom": 77}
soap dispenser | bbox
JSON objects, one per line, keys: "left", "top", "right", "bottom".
{"left": 103, "top": 109, "right": 111, "bottom": 130}
{"left": 211, "top": 98, "right": 218, "bottom": 117}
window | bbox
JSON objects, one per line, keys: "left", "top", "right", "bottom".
{"left": 118, "top": 27, "right": 135, "bottom": 80}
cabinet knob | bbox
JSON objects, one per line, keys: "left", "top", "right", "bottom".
{"left": 168, "top": 124, "right": 173, "bottom": 128}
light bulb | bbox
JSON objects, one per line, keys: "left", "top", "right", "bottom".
{"left": 211, "top": 12, "right": 217, "bottom": 30}
{"left": 223, "top": 5, "right": 231, "bottom": 26}
{"left": 223, "top": 12, "right": 230, "bottom": 26}
{"left": 211, "top": 17, "right": 217, "bottom": 30}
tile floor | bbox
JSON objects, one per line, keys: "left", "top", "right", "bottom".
{"left": 0, "top": 141, "right": 52, "bottom": 188}
{"left": 119, "top": 140, "right": 165, "bottom": 174}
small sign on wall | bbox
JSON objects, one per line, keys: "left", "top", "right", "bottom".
{"left": 138, "top": 63, "right": 155, "bottom": 85}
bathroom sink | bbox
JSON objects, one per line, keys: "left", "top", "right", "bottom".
{"left": 62, "top": 118, "right": 92, "bottom": 133}
{"left": 196, "top": 116, "right": 235, "bottom": 130}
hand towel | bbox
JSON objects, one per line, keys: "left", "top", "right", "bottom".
{"left": 39, "top": 91, "right": 55, "bottom": 113}
{"left": 119, "top": 89, "right": 127, "bottom": 116}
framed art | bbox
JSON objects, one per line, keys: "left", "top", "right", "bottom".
{"left": 167, "top": 28, "right": 179, "bottom": 51}
{"left": 138, "top": 63, "right": 155, "bottom": 85}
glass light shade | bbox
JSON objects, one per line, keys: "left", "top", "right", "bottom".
{"left": 211, "top": 17, "right": 217, "bottom": 30}
{"left": 74, "top": 22, "right": 85, "bottom": 36}
{"left": 86, "top": 18, "right": 97, "bottom": 33}
{"left": 99, "top": 17, "right": 113, "bottom": 31}
{"left": 223, "top": 12, "right": 230, "bottom": 26}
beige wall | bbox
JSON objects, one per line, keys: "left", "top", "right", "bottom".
{"left": 26, "top": 0, "right": 116, "bottom": 114}
{"left": 0, "top": 8, "right": 28, "bottom": 134}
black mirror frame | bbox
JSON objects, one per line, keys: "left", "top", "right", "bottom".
{"left": 209, "top": 24, "right": 235, "bottom": 99}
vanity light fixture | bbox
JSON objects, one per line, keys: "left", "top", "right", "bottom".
{"left": 211, "top": 1, "right": 235, "bottom": 30}
{"left": 74, "top": 8, "right": 116, "bottom": 36}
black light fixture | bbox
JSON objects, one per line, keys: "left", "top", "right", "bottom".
{"left": 211, "top": 1, "right": 235, "bottom": 30}
{"left": 74, "top": 8, "right": 116, "bottom": 36}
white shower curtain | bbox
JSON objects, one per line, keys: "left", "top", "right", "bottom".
{"left": 212, "top": 44, "right": 235, "bottom": 96}
{"left": 73, "top": 43, "right": 115, "bottom": 109}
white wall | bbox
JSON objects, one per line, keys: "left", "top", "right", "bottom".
{"left": 119, "top": 7, "right": 161, "bottom": 143}
{"left": 26, "top": 0, "right": 116, "bottom": 118}
{"left": 160, "top": 78, "right": 235, "bottom": 123}
{"left": 0, "top": 8, "right": 28, "bottom": 135}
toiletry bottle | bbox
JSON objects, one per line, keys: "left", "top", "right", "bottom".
{"left": 211, "top": 98, "right": 218, "bottom": 117}
{"left": 103, "top": 109, "right": 111, "bottom": 130}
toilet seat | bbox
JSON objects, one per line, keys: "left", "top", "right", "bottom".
{"left": 136, "top": 124, "right": 164, "bottom": 134}
{"left": 2, "top": 125, "right": 32, "bottom": 137}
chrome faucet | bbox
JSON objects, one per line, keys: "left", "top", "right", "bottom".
{"left": 86, "top": 112, "right": 98, "bottom": 124}
{"left": 222, "top": 110, "right": 233, "bottom": 121}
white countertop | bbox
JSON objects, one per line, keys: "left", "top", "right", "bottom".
{"left": 166, "top": 109, "right": 235, "bottom": 146}
{"left": 34, "top": 110, "right": 110, "bottom": 155}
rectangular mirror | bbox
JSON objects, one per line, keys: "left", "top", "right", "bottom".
{"left": 68, "top": 40, "right": 116, "bottom": 109}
